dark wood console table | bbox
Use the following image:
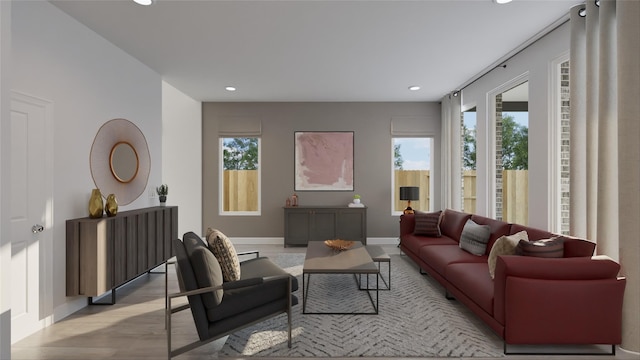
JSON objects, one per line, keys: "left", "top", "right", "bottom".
{"left": 66, "top": 206, "right": 178, "bottom": 304}
{"left": 284, "top": 206, "right": 367, "bottom": 246}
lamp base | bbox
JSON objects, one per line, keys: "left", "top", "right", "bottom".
{"left": 403, "top": 207, "right": 414, "bottom": 215}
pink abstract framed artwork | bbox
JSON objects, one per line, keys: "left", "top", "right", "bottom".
{"left": 294, "top": 131, "right": 354, "bottom": 191}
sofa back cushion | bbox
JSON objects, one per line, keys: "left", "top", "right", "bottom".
{"left": 509, "top": 224, "right": 554, "bottom": 240}
{"left": 470, "top": 215, "right": 511, "bottom": 255}
{"left": 440, "top": 209, "right": 472, "bottom": 241}
{"left": 509, "top": 224, "right": 596, "bottom": 257}
{"left": 561, "top": 236, "right": 596, "bottom": 257}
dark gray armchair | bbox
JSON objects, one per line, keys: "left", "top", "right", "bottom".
{"left": 167, "top": 232, "right": 298, "bottom": 358}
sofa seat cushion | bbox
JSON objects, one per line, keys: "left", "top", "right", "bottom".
{"left": 401, "top": 234, "right": 458, "bottom": 255}
{"left": 240, "top": 257, "right": 299, "bottom": 292}
{"left": 419, "top": 245, "right": 487, "bottom": 276}
{"left": 446, "top": 262, "right": 494, "bottom": 316}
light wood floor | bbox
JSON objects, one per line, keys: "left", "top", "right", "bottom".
{"left": 11, "top": 244, "right": 637, "bottom": 360}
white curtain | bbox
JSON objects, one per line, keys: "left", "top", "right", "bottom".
{"left": 570, "top": 0, "right": 640, "bottom": 352}
{"left": 440, "top": 92, "right": 462, "bottom": 211}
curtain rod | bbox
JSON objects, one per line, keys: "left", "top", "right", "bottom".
{"left": 453, "top": 12, "right": 571, "bottom": 95}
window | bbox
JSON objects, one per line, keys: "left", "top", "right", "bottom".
{"left": 462, "top": 108, "right": 477, "bottom": 214}
{"left": 219, "top": 137, "right": 261, "bottom": 215}
{"left": 495, "top": 82, "right": 529, "bottom": 224}
{"left": 392, "top": 137, "right": 433, "bottom": 214}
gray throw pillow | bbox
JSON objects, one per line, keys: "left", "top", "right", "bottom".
{"left": 459, "top": 219, "right": 491, "bottom": 256}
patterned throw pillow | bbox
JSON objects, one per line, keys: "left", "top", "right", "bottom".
{"left": 413, "top": 211, "right": 443, "bottom": 237}
{"left": 459, "top": 219, "right": 491, "bottom": 256}
{"left": 487, "top": 230, "right": 528, "bottom": 279}
{"left": 205, "top": 228, "right": 241, "bottom": 281}
{"left": 516, "top": 236, "right": 565, "bottom": 258}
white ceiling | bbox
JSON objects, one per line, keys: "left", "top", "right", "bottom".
{"left": 50, "top": 0, "right": 578, "bottom": 102}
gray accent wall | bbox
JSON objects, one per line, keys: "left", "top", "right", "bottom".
{"left": 202, "top": 102, "right": 441, "bottom": 239}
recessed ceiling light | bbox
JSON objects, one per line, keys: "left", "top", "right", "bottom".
{"left": 225, "top": 86, "right": 237, "bottom": 92}
{"left": 133, "top": 0, "right": 153, "bottom": 5}
{"left": 494, "top": 0, "right": 512, "bottom": 4}
{"left": 408, "top": 86, "right": 421, "bottom": 91}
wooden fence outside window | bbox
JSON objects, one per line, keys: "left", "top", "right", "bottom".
{"left": 224, "top": 169, "right": 527, "bottom": 221}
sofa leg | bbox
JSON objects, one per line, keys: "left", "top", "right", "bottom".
{"left": 419, "top": 268, "right": 427, "bottom": 275}
{"left": 445, "top": 291, "right": 455, "bottom": 300}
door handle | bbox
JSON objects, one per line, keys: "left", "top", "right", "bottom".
{"left": 32, "top": 224, "right": 44, "bottom": 233}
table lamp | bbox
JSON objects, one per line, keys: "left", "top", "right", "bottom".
{"left": 399, "top": 186, "right": 419, "bottom": 214}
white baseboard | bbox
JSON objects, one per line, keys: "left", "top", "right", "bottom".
{"left": 53, "top": 297, "right": 87, "bottom": 323}
{"left": 230, "top": 237, "right": 399, "bottom": 245}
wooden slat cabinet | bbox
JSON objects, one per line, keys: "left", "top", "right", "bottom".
{"left": 284, "top": 206, "right": 367, "bottom": 246}
{"left": 66, "top": 206, "right": 178, "bottom": 297}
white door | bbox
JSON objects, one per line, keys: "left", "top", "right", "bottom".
{"left": 10, "top": 92, "right": 53, "bottom": 344}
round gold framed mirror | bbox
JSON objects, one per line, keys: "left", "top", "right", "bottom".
{"left": 90, "top": 118, "right": 150, "bottom": 205}
{"left": 109, "top": 141, "right": 139, "bottom": 183}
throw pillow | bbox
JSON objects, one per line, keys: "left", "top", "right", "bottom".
{"left": 487, "top": 230, "right": 528, "bottom": 279}
{"left": 189, "top": 246, "right": 224, "bottom": 308}
{"left": 206, "top": 228, "right": 241, "bottom": 281}
{"left": 459, "top": 219, "right": 492, "bottom": 256}
{"left": 516, "top": 236, "right": 565, "bottom": 258}
{"left": 413, "top": 211, "right": 443, "bottom": 237}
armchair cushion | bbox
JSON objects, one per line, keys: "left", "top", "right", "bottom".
{"left": 208, "top": 275, "right": 293, "bottom": 323}
{"left": 189, "top": 246, "right": 225, "bottom": 308}
{"left": 182, "top": 233, "right": 224, "bottom": 309}
{"left": 206, "top": 228, "right": 241, "bottom": 281}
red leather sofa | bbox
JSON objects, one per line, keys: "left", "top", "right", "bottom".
{"left": 399, "top": 209, "right": 626, "bottom": 352}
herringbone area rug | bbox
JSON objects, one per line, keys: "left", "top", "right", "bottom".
{"left": 219, "top": 253, "right": 504, "bottom": 358}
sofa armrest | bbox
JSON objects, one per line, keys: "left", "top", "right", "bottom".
{"left": 399, "top": 214, "right": 415, "bottom": 237}
{"left": 503, "top": 277, "right": 625, "bottom": 344}
{"left": 493, "top": 255, "right": 625, "bottom": 344}
{"left": 495, "top": 255, "right": 620, "bottom": 281}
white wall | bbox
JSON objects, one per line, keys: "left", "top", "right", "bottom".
{"left": 0, "top": 1, "right": 12, "bottom": 357}
{"left": 162, "top": 81, "right": 202, "bottom": 237}
{"left": 462, "top": 22, "right": 570, "bottom": 230}
{"left": 11, "top": 1, "right": 162, "bottom": 321}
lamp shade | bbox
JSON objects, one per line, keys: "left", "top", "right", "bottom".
{"left": 399, "top": 186, "right": 419, "bottom": 201}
